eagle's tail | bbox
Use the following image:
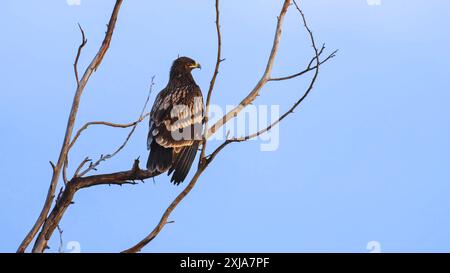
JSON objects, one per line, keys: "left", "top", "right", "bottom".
{"left": 147, "top": 141, "right": 173, "bottom": 173}
{"left": 168, "top": 141, "right": 199, "bottom": 185}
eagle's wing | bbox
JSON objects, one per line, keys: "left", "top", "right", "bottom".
{"left": 147, "top": 84, "right": 204, "bottom": 183}
{"left": 148, "top": 84, "right": 203, "bottom": 150}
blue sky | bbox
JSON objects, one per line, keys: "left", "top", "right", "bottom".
{"left": 1, "top": 0, "right": 450, "bottom": 253}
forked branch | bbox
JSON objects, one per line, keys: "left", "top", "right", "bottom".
{"left": 32, "top": 159, "right": 158, "bottom": 253}
{"left": 70, "top": 77, "right": 154, "bottom": 178}
{"left": 207, "top": 0, "right": 328, "bottom": 162}
{"left": 206, "top": 0, "right": 291, "bottom": 139}
{"left": 18, "top": 0, "right": 124, "bottom": 253}
{"left": 30, "top": 77, "right": 153, "bottom": 252}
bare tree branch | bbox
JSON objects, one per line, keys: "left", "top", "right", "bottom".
{"left": 57, "top": 225, "right": 64, "bottom": 253}
{"left": 29, "top": 74, "right": 153, "bottom": 252}
{"left": 74, "top": 23, "right": 87, "bottom": 85}
{"left": 49, "top": 161, "right": 56, "bottom": 173}
{"left": 269, "top": 48, "right": 337, "bottom": 82}
{"left": 73, "top": 156, "right": 91, "bottom": 178}
{"left": 63, "top": 112, "right": 150, "bottom": 181}
{"left": 68, "top": 77, "right": 154, "bottom": 154}
{"left": 68, "top": 114, "right": 150, "bottom": 152}
{"left": 28, "top": 75, "right": 154, "bottom": 253}
{"left": 199, "top": 0, "right": 224, "bottom": 164}
{"left": 206, "top": 0, "right": 291, "bottom": 139}
{"left": 207, "top": 0, "right": 327, "bottom": 163}
{"left": 30, "top": 159, "right": 158, "bottom": 253}
{"left": 62, "top": 158, "right": 69, "bottom": 185}
{"left": 122, "top": 165, "right": 206, "bottom": 253}
{"left": 18, "top": 0, "right": 124, "bottom": 253}
{"left": 76, "top": 118, "right": 142, "bottom": 176}
{"left": 73, "top": 77, "right": 154, "bottom": 177}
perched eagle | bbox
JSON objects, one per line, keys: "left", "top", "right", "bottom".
{"left": 147, "top": 57, "right": 204, "bottom": 184}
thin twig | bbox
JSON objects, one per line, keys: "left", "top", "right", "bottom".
{"left": 74, "top": 23, "right": 87, "bottom": 85}
{"left": 57, "top": 225, "right": 64, "bottom": 253}
{"left": 62, "top": 158, "right": 69, "bottom": 185}
{"left": 63, "top": 113, "right": 150, "bottom": 183}
{"left": 76, "top": 77, "right": 154, "bottom": 177}
{"left": 74, "top": 157, "right": 91, "bottom": 178}
{"left": 269, "top": 48, "right": 337, "bottom": 81}
{"left": 199, "top": 0, "right": 223, "bottom": 164}
{"left": 49, "top": 161, "right": 56, "bottom": 173}
{"left": 68, "top": 113, "right": 151, "bottom": 152}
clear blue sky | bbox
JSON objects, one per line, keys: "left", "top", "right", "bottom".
{"left": 1, "top": 0, "right": 450, "bottom": 253}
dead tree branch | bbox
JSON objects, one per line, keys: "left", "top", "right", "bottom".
{"left": 57, "top": 225, "right": 64, "bottom": 253}
{"left": 30, "top": 79, "right": 153, "bottom": 253}
{"left": 72, "top": 77, "right": 154, "bottom": 178}
{"left": 74, "top": 23, "right": 87, "bottom": 85}
{"left": 207, "top": 0, "right": 324, "bottom": 163}
{"left": 199, "top": 0, "right": 223, "bottom": 164}
{"left": 205, "top": 0, "right": 291, "bottom": 139}
{"left": 269, "top": 48, "right": 337, "bottom": 82}
{"left": 122, "top": 165, "right": 206, "bottom": 253}
{"left": 18, "top": 0, "right": 124, "bottom": 253}
{"left": 32, "top": 159, "right": 158, "bottom": 253}
{"left": 69, "top": 114, "right": 150, "bottom": 152}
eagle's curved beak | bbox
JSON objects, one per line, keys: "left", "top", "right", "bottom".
{"left": 189, "top": 62, "right": 201, "bottom": 69}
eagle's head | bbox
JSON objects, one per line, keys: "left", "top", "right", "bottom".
{"left": 171, "top": 56, "right": 201, "bottom": 75}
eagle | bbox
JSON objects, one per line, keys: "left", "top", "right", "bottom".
{"left": 147, "top": 57, "right": 204, "bottom": 185}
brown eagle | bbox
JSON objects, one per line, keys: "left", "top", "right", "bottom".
{"left": 147, "top": 57, "right": 204, "bottom": 184}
